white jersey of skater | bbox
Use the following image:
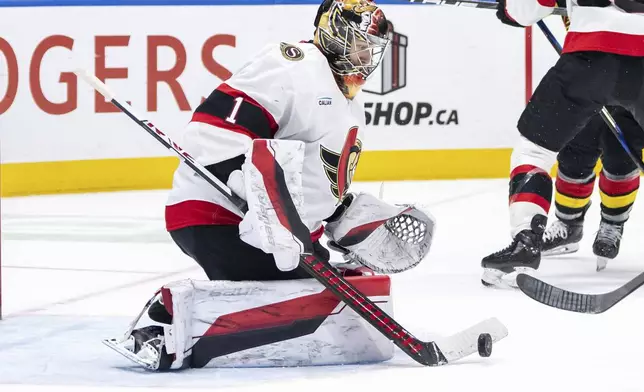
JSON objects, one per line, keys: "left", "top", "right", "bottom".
{"left": 165, "top": 41, "right": 367, "bottom": 234}
{"left": 505, "top": 0, "right": 644, "bottom": 56}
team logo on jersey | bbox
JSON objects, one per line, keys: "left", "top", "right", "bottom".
{"left": 320, "top": 126, "right": 362, "bottom": 202}
{"left": 280, "top": 43, "right": 304, "bottom": 61}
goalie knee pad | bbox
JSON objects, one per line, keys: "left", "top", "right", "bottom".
{"left": 325, "top": 192, "right": 436, "bottom": 273}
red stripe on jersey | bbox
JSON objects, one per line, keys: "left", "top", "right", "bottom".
{"left": 165, "top": 200, "right": 242, "bottom": 231}
{"left": 311, "top": 225, "right": 325, "bottom": 242}
{"left": 563, "top": 31, "right": 644, "bottom": 57}
{"left": 555, "top": 176, "right": 595, "bottom": 198}
{"left": 537, "top": 0, "right": 556, "bottom": 6}
{"left": 217, "top": 83, "right": 279, "bottom": 137}
{"left": 511, "top": 164, "right": 548, "bottom": 178}
{"left": 510, "top": 193, "right": 551, "bottom": 213}
{"left": 599, "top": 173, "right": 640, "bottom": 196}
{"left": 191, "top": 111, "right": 260, "bottom": 140}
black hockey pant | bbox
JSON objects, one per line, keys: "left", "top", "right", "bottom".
{"left": 553, "top": 107, "right": 643, "bottom": 224}
{"left": 508, "top": 51, "right": 644, "bottom": 233}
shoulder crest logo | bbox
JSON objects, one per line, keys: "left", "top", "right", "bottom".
{"left": 280, "top": 43, "right": 304, "bottom": 61}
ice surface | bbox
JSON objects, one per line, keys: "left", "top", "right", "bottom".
{"left": 2, "top": 179, "right": 644, "bottom": 392}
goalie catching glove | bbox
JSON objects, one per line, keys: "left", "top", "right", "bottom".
{"left": 325, "top": 192, "right": 436, "bottom": 274}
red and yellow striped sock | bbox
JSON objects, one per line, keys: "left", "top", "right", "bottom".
{"left": 599, "top": 169, "right": 639, "bottom": 223}
{"left": 554, "top": 170, "right": 595, "bottom": 222}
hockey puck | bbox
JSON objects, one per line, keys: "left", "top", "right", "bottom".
{"left": 478, "top": 333, "right": 492, "bottom": 357}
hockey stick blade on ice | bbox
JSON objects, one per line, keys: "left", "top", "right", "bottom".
{"left": 75, "top": 69, "right": 508, "bottom": 366}
{"left": 405, "top": 0, "right": 568, "bottom": 16}
{"left": 516, "top": 272, "right": 644, "bottom": 314}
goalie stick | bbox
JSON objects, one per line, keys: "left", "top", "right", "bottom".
{"left": 75, "top": 69, "right": 507, "bottom": 366}
{"left": 404, "top": 0, "right": 568, "bottom": 16}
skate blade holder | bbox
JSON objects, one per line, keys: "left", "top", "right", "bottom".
{"left": 103, "top": 338, "right": 161, "bottom": 370}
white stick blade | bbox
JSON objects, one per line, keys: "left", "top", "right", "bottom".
{"left": 435, "top": 317, "right": 509, "bottom": 362}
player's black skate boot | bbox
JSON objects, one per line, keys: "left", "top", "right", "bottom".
{"left": 593, "top": 220, "right": 624, "bottom": 272}
{"left": 481, "top": 214, "right": 546, "bottom": 289}
{"left": 542, "top": 202, "right": 589, "bottom": 257}
{"left": 541, "top": 219, "right": 584, "bottom": 256}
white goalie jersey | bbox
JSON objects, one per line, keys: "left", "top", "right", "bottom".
{"left": 165, "top": 41, "right": 367, "bottom": 238}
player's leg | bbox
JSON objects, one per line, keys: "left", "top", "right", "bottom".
{"left": 129, "top": 224, "right": 323, "bottom": 368}
{"left": 481, "top": 52, "right": 609, "bottom": 288}
{"left": 170, "top": 224, "right": 318, "bottom": 281}
{"left": 152, "top": 224, "right": 325, "bottom": 320}
{"left": 593, "top": 56, "right": 644, "bottom": 270}
{"left": 146, "top": 224, "right": 317, "bottom": 324}
{"left": 542, "top": 115, "right": 603, "bottom": 256}
{"left": 593, "top": 108, "right": 643, "bottom": 270}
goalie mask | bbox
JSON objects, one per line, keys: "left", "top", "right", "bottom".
{"left": 314, "top": 0, "right": 390, "bottom": 99}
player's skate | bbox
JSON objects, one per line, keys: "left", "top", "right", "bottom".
{"left": 481, "top": 215, "right": 546, "bottom": 289}
{"left": 541, "top": 219, "right": 583, "bottom": 256}
{"left": 542, "top": 202, "right": 589, "bottom": 256}
{"left": 593, "top": 220, "right": 623, "bottom": 272}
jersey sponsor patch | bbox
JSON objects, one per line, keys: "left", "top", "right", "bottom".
{"left": 280, "top": 43, "right": 304, "bottom": 61}
{"left": 318, "top": 97, "right": 333, "bottom": 106}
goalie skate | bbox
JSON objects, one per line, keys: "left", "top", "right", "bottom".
{"left": 103, "top": 326, "right": 172, "bottom": 371}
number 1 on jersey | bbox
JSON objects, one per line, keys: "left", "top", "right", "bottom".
{"left": 226, "top": 97, "right": 244, "bottom": 124}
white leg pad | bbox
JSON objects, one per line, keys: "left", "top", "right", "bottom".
{"left": 161, "top": 276, "right": 394, "bottom": 368}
